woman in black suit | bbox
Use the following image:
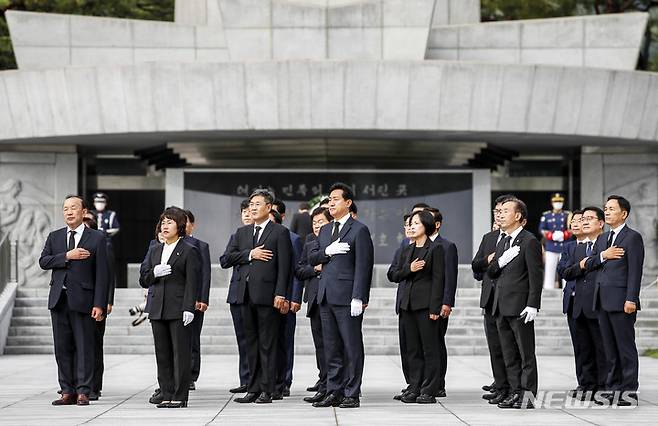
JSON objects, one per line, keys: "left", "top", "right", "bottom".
{"left": 294, "top": 207, "right": 332, "bottom": 403}
{"left": 388, "top": 210, "right": 445, "bottom": 404}
{"left": 139, "top": 207, "right": 199, "bottom": 408}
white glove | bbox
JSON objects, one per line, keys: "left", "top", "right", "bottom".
{"left": 520, "top": 307, "right": 538, "bottom": 324}
{"left": 350, "top": 299, "right": 363, "bottom": 317}
{"left": 325, "top": 239, "right": 351, "bottom": 257}
{"left": 552, "top": 231, "right": 564, "bottom": 242}
{"left": 153, "top": 264, "right": 172, "bottom": 278}
{"left": 183, "top": 311, "right": 194, "bottom": 326}
{"left": 497, "top": 245, "right": 521, "bottom": 268}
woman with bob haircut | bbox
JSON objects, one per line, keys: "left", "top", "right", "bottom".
{"left": 387, "top": 210, "right": 445, "bottom": 404}
{"left": 140, "top": 207, "right": 200, "bottom": 408}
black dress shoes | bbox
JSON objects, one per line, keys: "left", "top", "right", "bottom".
{"left": 497, "top": 393, "right": 520, "bottom": 409}
{"left": 339, "top": 397, "right": 360, "bottom": 408}
{"left": 483, "top": 391, "right": 498, "bottom": 400}
{"left": 234, "top": 392, "right": 260, "bottom": 403}
{"left": 313, "top": 393, "right": 344, "bottom": 408}
{"left": 229, "top": 384, "right": 248, "bottom": 394}
{"left": 304, "top": 392, "right": 327, "bottom": 403}
{"left": 149, "top": 391, "right": 164, "bottom": 405}
{"left": 416, "top": 394, "right": 437, "bottom": 404}
{"left": 307, "top": 381, "right": 320, "bottom": 392}
{"left": 436, "top": 389, "right": 447, "bottom": 398}
{"left": 189, "top": 382, "right": 196, "bottom": 391}
{"left": 156, "top": 400, "right": 171, "bottom": 408}
{"left": 393, "top": 392, "right": 405, "bottom": 401}
{"left": 52, "top": 393, "right": 77, "bottom": 406}
{"left": 88, "top": 392, "right": 99, "bottom": 401}
{"left": 167, "top": 401, "right": 188, "bottom": 408}
{"left": 272, "top": 391, "right": 283, "bottom": 400}
{"left": 283, "top": 387, "right": 290, "bottom": 397}
{"left": 255, "top": 393, "right": 273, "bottom": 404}
{"left": 488, "top": 391, "right": 509, "bottom": 405}
{"left": 482, "top": 382, "right": 495, "bottom": 392}
{"left": 401, "top": 392, "right": 419, "bottom": 403}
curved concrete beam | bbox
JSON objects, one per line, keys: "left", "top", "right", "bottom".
{"left": 0, "top": 60, "right": 656, "bottom": 145}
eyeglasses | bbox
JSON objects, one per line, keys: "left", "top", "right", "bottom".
{"left": 580, "top": 216, "right": 599, "bottom": 222}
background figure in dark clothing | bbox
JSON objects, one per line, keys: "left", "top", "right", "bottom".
{"left": 290, "top": 202, "right": 313, "bottom": 241}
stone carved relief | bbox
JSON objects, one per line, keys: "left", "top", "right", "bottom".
{"left": 0, "top": 178, "right": 52, "bottom": 286}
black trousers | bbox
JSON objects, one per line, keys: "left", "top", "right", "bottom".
{"left": 190, "top": 310, "right": 205, "bottom": 382}
{"left": 242, "top": 299, "right": 281, "bottom": 394}
{"left": 574, "top": 313, "right": 607, "bottom": 390}
{"left": 92, "top": 317, "right": 106, "bottom": 393}
{"left": 597, "top": 309, "right": 638, "bottom": 391}
{"left": 229, "top": 303, "right": 250, "bottom": 386}
{"left": 309, "top": 304, "right": 327, "bottom": 392}
{"left": 483, "top": 310, "right": 509, "bottom": 391}
{"left": 400, "top": 308, "right": 442, "bottom": 396}
{"left": 51, "top": 292, "right": 96, "bottom": 395}
{"left": 398, "top": 313, "right": 410, "bottom": 386}
{"left": 566, "top": 299, "right": 584, "bottom": 386}
{"left": 437, "top": 316, "right": 449, "bottom": 391}
{"left": 320, "top": 302, "right": 364, "bottom": 398}
{"left": 276, "top": 311, "right": 296, "bottom": 392}
{"left": 496, "top": 315, "right": 538, "bottom": 396}
{"left": 151, "top": 318, "right": 192, "bottom": 401}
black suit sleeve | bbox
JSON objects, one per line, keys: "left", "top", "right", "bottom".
{"left": 556, "top": 244, "right": 573, "bottom": 280}
{"left": 184, "top": 247, "right": 201, "bottom": 313}
{"left": 471, "top": 235, "right": 491, "bottom": 274}
{"left": 219, "top": 232, "right": 251, "bottom": 268}
{"left": 352, "top": 225, "right": 374, "bottom": 304}
{"left": 429, "top": 244, "right": 445, "bottom": 315}
{"left": 295, "top": 240, "right": 318, "bottom": 281}
{"left": 39, "top": 232, "right": 68, "bottom": 270}
{"left": 387, "top": 247, "right": 412, "bottom": 283}
{"left": 275, "top": 228, "right": 293, "bottom": 299}
{"left": 139, "top": 244, "right": 156, "bottom": 289}
{"left": 442, "top": 242, "right": 458, "bottom": 307}
{"left": 198, "top": 241, "right": 212, "bottom": 304}
{"left": 93, "top": 236, "right": 109, "bottom": 310}
{"left": 525, "top": 237, "right": 543, "bottom": 310}
{"left": 626, "top": 232, "right": 644, "bottom": 305}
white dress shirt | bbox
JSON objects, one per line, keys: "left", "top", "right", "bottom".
{"left": 332, "top": 213, "right": 350, "bottom": 234}
{"left": 253, "top": 219, "right": 271, "bottom": 241}
{"left": 160, "top": 238, "right": 180, "bottom": 265}
{"left": 599, "top": 223, "right": 626, "bottom": 263}
{"left": 67, "top": 223, "right": 85, "bottom": 249}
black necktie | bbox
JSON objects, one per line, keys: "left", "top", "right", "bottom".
{"left": 68, "top": 230, "right": 76, "bottom": 251}
{"left": 331, "top": 222, "right": 340, "bottom": 242}
{"left": 586, "top": 241, "right": 593, "bottom": 257}
{"left": 253, "top": 226, "right": 261, "bottom": 247}
{"left": 496, "top": 233, "right": 508, "bottom": 252}
{"left": 607, "top": 231, "right": 615, "bottom": 248}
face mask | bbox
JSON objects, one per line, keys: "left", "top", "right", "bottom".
{"left": 552, "top": 202, "right": 563, "bottom": 211}
{"left": 94, "top": 202, "right": 106, "bottom": 212}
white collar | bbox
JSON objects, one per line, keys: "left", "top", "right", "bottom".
{"left": 501, "top": 225, "right": 523, "bottom": 241}
{"left": 164, "top": 237, "right": 181, "bottom": 247}
{"left": 68, "top": 223, "right": 85, "bottom": 235}
{"left": 254, "top": 218, "right": 270, "bottom": 230}
{"left": 429, "top": 233, "right": 438, "bottom": 242}
{"left": 610, "top": 223, "right": 626, "bottom": 235}
{"left": 333, "top": 213, "right": 350, "bottom": 227}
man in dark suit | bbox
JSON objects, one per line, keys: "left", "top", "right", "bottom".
{"left": 219, "top": 199, "right": 252, "bottom": 394}
{"left": 290, "top": 202, "right": 313, "bottom": 241}
{"left": 309, "top": 182, "right": 374, "bottom": 409}
{"left": 471, "top": 195, "right": 514, "bottom": 404}
{"left": 183, "top": 210, "right": 212, "bottom": 390}
{"left": 561, "top": 207, "right": 608, "bottom": 398}
{"left": 556, "top": 209, "right": 584, "bottom": 395}
{"left": 225, "top": 189, "right": 293, "bottom": 404}
{"left": 39, "top": 195, "right": 108, "bottom": 406}
{"left": 583, "top": 195, "right": 644, "bottom": 405}
{"left": 487, "top": 198, "right": 543, "bottom": 409}
{"left": 269, "top": 204, "right": 303, "bottom": 399}
{"left": 425, "top": 207, "right": 457, "bottom": 397}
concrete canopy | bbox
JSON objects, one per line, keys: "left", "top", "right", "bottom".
{"left": 0, "top": 60, "right": 657, "bottom": 148}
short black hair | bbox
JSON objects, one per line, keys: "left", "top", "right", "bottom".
{"left": 159, "top": 207, "right": 188, "bottom": 237}
{"left": 64, "top": 195, "right": 87, "bottom": 210}
{"left": 269, "top": 209, "right": 283, "bottom": 224}
{"left": 607, "top": 195, "right": 631, "bottom": 214}
{"left": 299, "top": 202, "right": 310, "bottom": 211}
{"left": 319, "top": 197, "right": 330, "bottom": 207}
{"left": 184, "top": 209, "right": 195, "bottom": 224}
{"left": 240, "top": 199, "right": 250, "bottom": 212}
{"left": 410, "top": 210, "right": 436, "bottom": 237}
{"left": 349, "top": 201, "right": 357, "bottom": 214}
{"left": 403, "top": 214, "right": 410, "bottom": 223}
{"left": 582, "top": 206, "right": 604, "bottom": 221}
{"left": 273, "top": 199, "right": 286, "bottom": 214}
{"left": 571, "top": 209, "right": 583, "bottom": 216}
{"left": 328, "top": 182, "right": 354, "bottom": 201}
{"left": 494, "top": 194, "right": 517, "bottom": 205}
{"left": 424, "top": 207, "right": 443, "bottom": 224}
{"left": 412, "top": 202, "right": 430, "bottom": 210}
{"left": 83, "top": 215, "right": 98, "bottom": 230}
{"left": 312, "top": 207, "right": 332, "bottom": 222}
{"left": 504, "top": 198, "right": 528, "bottom": 221}
{"left": 250, "top": 189, "right": 274, "bottom": 205}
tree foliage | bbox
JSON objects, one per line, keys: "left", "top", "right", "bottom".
{"left": 0, "top": 0, "right": 174, "bottom": 69}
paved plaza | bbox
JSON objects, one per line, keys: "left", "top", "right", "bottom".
{"left": 1, "top": 354, "right": 658, "bottom": 425}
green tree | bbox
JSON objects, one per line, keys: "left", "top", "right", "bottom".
{"left": 0, "top": 0, "right": 174, "bottom": 69}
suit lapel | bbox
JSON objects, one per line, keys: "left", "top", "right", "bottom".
{"left": 78, "top": 227, "right": 91, "bottom": 249}
{"left": 167, "top": 240, "right": 184, "bottom": 268}
{"left": 257, "top": 221, "right": 275, "bottom": 247}
{"left": 338, "top": 217, "right": 354, "bottom": 241}
{"left": 612, "top": 225, "right": 629, "bottom": 247}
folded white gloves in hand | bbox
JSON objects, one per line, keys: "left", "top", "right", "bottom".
{"left": 520, "top": 307, "right": 538, "bottom": 323}
{"left": 183, "top": 311, "right": 194, "bottom": 326}
{"left": 498, "top": 245, "right": 521, "bottom": 268}
{"left": 350, "top": 299, "right": 363, "bottom": 317}
{"left": 153, "top": 264, "right": 172, "bottom": 278}
{"left": 325, "top": 239, "right": 351, "bottom": 257}
{"left": 552, "top": 230, "right": 564, "bottom": 242}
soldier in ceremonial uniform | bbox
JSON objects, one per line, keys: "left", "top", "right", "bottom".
{"left": 538, "top": 193, "right": 571, "bottom": 289}
{"left": 91, "top": 193, "right": 120, "bottom": 240}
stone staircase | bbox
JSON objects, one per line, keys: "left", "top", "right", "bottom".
{"left": 6, "top": 284, "right": 658, "bottom": 356}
